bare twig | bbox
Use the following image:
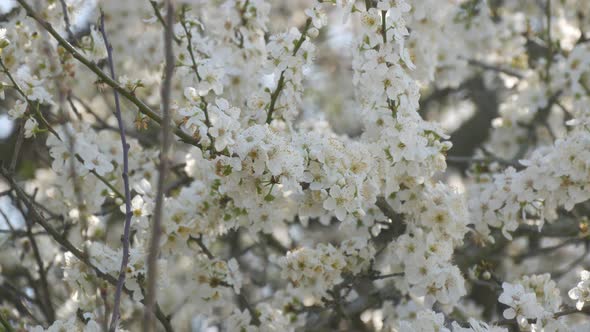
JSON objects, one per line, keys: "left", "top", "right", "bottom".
{"left": 23, "top": 191, "right": 55, "bottom": 322}
{"left": 467, "top": 59, "right": 524, "bottom": 79}
{"left": 68, "top": 94, "right": 154, "bottom": 146}
{"left": 9, "top": 122, "right": 24, "bottom": 172}
{"left": 446, "top": 155, "right": 522, "bottom": 169}
{"left": 552, "top": 243, "right": 590, "bottom": 279}
{"left": 0, "top": 281, "right": 43, "bottom": 325}
{"left": 1, "top": 281, "right": 39, "bottom": 305}
{"left": 545, "top": 0, "right": 553, "bottom": 84}
{"left": 24, "top": 201, "right": 56, "bottom": 322}
{"left": 191, "top": 235, "right": 214, "bottom": 259}
{"left": 381, "top": 10, "right": 387, "bottom": 44}
{"left": 58, "top": 0, "right": 76, "bottom": 45}
{"left": 149, "top": 0, "right": 181, "bottom": 44}
{"left": 369, "top": 272, "right": 403, "bottom": 281}
{"left": 0, "top": 168, "right": 173, "bottom": 332}
{"left": 97, "top": 11, "right": 133, "bottom": 332}
{"left": 145, "top": 0, "right": 175, "bottom": 330}
{"left": 513, "top": 237, "right": 585, "bottom": 262}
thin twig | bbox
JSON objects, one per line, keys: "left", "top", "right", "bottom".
{"left": 446, "top": 155, "right": 522, "bottom": 169}
{"left": 552, "top": 244, "right": 590, "bottom": 279}
{"left": 0, "top": 312, "right": 15, "bottom": 332}
{"left": 24, "top": 201, "right": 56, "bottom": 322}
{"left": 97, "top": 11, "right": 134, "bottom": 332}
{"left": 381, "top": 10, "right": 387, "bottom": 44}
{"left": 15, "top": 0, "right": 203, "bottom": 150}
{"left": 545, "top": 0, "right": 553, "bottom": 84}
{"left": 3, "top": 7, "right": 125, "bottom": 201}
{"left": 0, "top": 58, "right": 62, "bottom": 140}
{"left": 1, "top": 281, "right": 39, "bottom": 305}
{"left": 188, "top": 234, "right": 260, "bottom": 325}
{"left": 466, "top": 58, "right": 524, "bottom": 79}
{"left": 145, "top": 0, "right": 175, "bottom": 330}
{"left": 0, "top": 58, "right": 28, "bottom": 99}
{"left": 513, "top": 237, "right": 585, "bottom": 262}
{"left": 178, "top": 7, "right": 215, "bottom": 151}
{"left": 192, "top": 235, "right": 214, "bottom": 259}
{"left": 265, "top": 18, "right": 312, "bottom": 124}
{"left": 9, "top": 122, "right": 24, "bottom": 172}
{"left": 17, "top": 208, "right": 68, "bottom": 318}
{"left": 68, "top": 94, "right": 154, "bottom": 146}
{"left": 0, "top": 282, "right": 42, "bottom": 325}
{"left": 369, "top": 272, "right": 403, "bottom": 280}
{"left": 36, "top": 10, "right": 91, "bottom": 251}
{"left": 0, "top": 168, "right": 173, "bottom": 332}
{"left": 101, "top": 287, "right": 110, "bottom": 332}
{"left": 58, "top": 0, "right": 76, "bottom": 45}
{"left": 149, "top": 0, "right": 181, "bottom": 44}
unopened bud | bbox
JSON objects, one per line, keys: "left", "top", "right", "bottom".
{"left": 308, "top": 28, "right": 319, "bottom": 39}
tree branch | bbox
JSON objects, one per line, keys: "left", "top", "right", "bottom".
{"left": 15, "top": 0, "right": 203, "bottom": 150}
{"left": 97, "top": 11, "right": 134, "bottom": 332}
{"left": 0, "top": 167, "right": 173, "bottom": 332}
{"left": 265, "top": 18, "right": 312, "bottom": 124}
{"left": 145, "top": 0, "right": 175, "bottom": 330}
{"left": 24, "top": 206, "right": 56, "bottom": 322}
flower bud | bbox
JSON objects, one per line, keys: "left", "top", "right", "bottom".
{"left": 308, "top": 27, "right": 319, "bottom": 39}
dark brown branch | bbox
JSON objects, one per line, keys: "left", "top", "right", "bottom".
{"left": 191, "top": 235, "right": 214, "bottom": 259}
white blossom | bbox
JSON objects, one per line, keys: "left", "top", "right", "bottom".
{"left": 569, "top": 270, "right": 590, "bottom": 311}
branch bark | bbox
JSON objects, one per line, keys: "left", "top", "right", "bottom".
{"left": 97, "top": 12, "right": 133, "bottom": 332}
{"left": 145, "top": 0, "right": 175, "bottom": 330}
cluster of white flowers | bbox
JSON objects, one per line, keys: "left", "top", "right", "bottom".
{"left": 277, "top": 237, "right": 374, "bottom": 295}
{"left": 569, "top": 270, "right": 590, "bottom": 311}
{"left": 1, "top": 0, "right": 590, "bottom": 331}
{"left": 385, "top": 308, "right": 508, "bottom": 332}
{"left": 498, "top": 274, "right": 569, "bottom": 330}
{"left": 468, "top": 121, "right": 590, "bottom": 241}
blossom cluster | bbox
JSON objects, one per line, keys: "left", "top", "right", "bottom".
{"left": 0, "top": 0, "right": 590, "bottom": 331}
